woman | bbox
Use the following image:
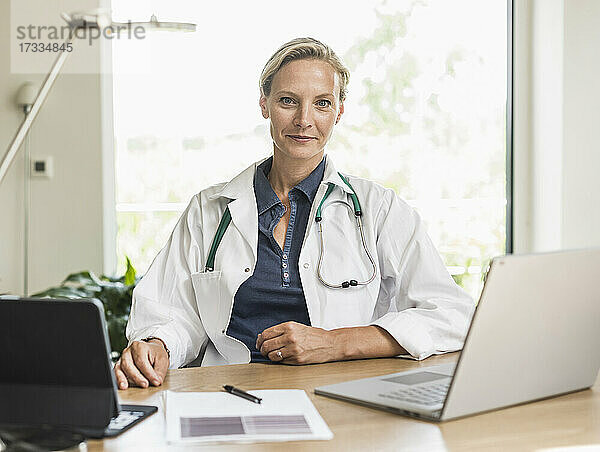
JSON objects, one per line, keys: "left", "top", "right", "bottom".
{"left": 114, "top": 37, "right": 474, "bottom": 390}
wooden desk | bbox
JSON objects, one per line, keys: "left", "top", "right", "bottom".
{"left": 91, "top": 353, "right": 600, "bottom": 451}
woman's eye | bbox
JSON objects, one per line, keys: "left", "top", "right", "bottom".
{"left": 317, "top": 99, "right": 332, "bottom": 107}
{"left": 280, "top": 97, "right": 295, "bottom": 105}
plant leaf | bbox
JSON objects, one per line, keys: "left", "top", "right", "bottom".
{"left": 124, "top": 256, "right": 136, "bottom": 286}
{"left": 62, "top": 271, "right": 95, "bottom": 285}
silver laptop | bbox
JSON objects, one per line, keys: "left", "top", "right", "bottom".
{"left": 315, "top": 249, "right": 600, "bottom": 421}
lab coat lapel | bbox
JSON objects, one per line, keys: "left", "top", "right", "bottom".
{"left": 227, "top": 196, "right": 258, "bottom": 264}
{"left": 209, "top": 161, "right": 263, "bottom": 263}
{"left": 321, "top": 155, "right": 354, "bottom": 195}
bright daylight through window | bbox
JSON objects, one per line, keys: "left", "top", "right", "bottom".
{"left": 111, "top": 0, "right": 508, "bottom": 300}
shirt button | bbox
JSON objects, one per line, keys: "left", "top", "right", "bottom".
{"left": 282, "top": 254, "right": 288, "bottom": 260}
{"left": 282, "top": 263, "right": 288, "bottom": 269}
{"left": 244, "top": 267, "right": 251, "bottom": 272}
{"left": 303, "top": 263, "right": 310, "bottom": 269}
{"left": 283, "top": 272, "right": 289, "bottom": 278}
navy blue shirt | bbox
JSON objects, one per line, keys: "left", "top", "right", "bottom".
{"left": 226, "top": 156, "right": 325, "bottom": 362}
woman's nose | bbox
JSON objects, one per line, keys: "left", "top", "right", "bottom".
{"left": 293, "top": 105, "right": 312, "bottom": 128}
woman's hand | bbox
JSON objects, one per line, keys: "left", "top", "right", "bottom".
{"left": 256, "top": 322, "right": 407, "bottom": 365}
{"left": 114, "top": 339, "right": 169, "bottom": 389}
{"left": 256, "top": 321, "right": 342, "bottom": 364}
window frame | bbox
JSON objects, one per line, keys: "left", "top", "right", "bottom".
{"left": 506, "top": 0, "right": 514, "bottom": 254}
{"left": 104, "top": 0, "right": 515, "bottom": 274}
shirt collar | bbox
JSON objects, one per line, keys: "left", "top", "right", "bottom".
{"left": 254, "top": 156, "right": 326, "bottom": 215}
{"left": 294, "top": 157, "right": 326, "bottom": 202}
{"left": 254, "top": 158, "right": 281, "bottom": 215}
{"left": 208, "top": 154, "right": 352, "bottom": 201}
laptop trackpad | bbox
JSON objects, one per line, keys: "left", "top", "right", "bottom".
{"left": 382, "top": 372, "right": 448, "bottom": 385}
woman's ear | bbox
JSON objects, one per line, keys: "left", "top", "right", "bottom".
{"left": 259, "top": 94, "right": 269, "bottom": 119}
{"left": 335, "top": 102, "right": 345, "bottom": 124}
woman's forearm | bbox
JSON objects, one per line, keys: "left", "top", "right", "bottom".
{"left": 329, "top": 325, "right": 407, "bottom": 361}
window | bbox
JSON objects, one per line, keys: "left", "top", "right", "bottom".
{"left": 112, "top": 0, "right": 509, "bottom": 300}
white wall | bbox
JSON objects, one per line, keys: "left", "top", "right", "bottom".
{"left": 531, "top": 0, "right": 563, "bottom": 251}
{"left": 562, "top": 0, "right": 600, "bottom": 249}
{"left": 0, "top": 0, "right": 108, "bottom": 295}
{"left": 514, "top": 0, "right": 600, "bottom": 253}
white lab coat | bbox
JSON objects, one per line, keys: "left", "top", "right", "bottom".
{"left": 126, "top": 155, "right": 475, "bottom": 368}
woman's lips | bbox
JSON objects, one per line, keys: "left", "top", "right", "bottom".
{"left": 287, "top": 135, "right": 316, "bottom": 143}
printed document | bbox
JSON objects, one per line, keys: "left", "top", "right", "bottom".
{"left": 164, "top": 389, "right": 333, "bottom": 444}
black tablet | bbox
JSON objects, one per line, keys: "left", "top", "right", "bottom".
{"left": 0, "top": 297, "right": 156, "bottom": 438}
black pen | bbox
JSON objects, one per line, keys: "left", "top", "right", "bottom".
{"left": 223, "top": 385, "right": 262, "bottom": 404}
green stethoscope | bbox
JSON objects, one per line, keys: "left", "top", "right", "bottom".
{"left": 205, "top": 172, "right": 378, "bottom": 289}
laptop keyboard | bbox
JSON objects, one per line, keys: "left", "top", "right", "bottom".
{"left": 378, "top": 381, "right": 450, "bottom": 406}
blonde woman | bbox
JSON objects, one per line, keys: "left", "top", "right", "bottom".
{"left": 115, "top": 37, "right": 474, "bottom": 389}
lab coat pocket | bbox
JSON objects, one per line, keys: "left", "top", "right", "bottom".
{"left": 190, "top": 270, "right": 223, "bottom": 339}
{"left": 320, "top": 286, "right": 374, "bottom": 329}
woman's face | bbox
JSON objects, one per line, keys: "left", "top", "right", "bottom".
{"left": 260, "top": 59, "right": 344, "bottom": 163}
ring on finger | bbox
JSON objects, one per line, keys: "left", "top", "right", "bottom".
{"left": 276, "top": 350, "right": 283, "bottom": 359}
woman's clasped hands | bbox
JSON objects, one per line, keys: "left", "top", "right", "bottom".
{"left": 256, "top": 321, "right": 341, "bottom": 364}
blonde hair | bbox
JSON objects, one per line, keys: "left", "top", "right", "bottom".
{"left": 260, "top": 37, "right": 350, "bottom": 103}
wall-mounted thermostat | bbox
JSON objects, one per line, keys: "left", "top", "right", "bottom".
{"left": 30, "top": 156, "right": 54, "bottom": 178}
